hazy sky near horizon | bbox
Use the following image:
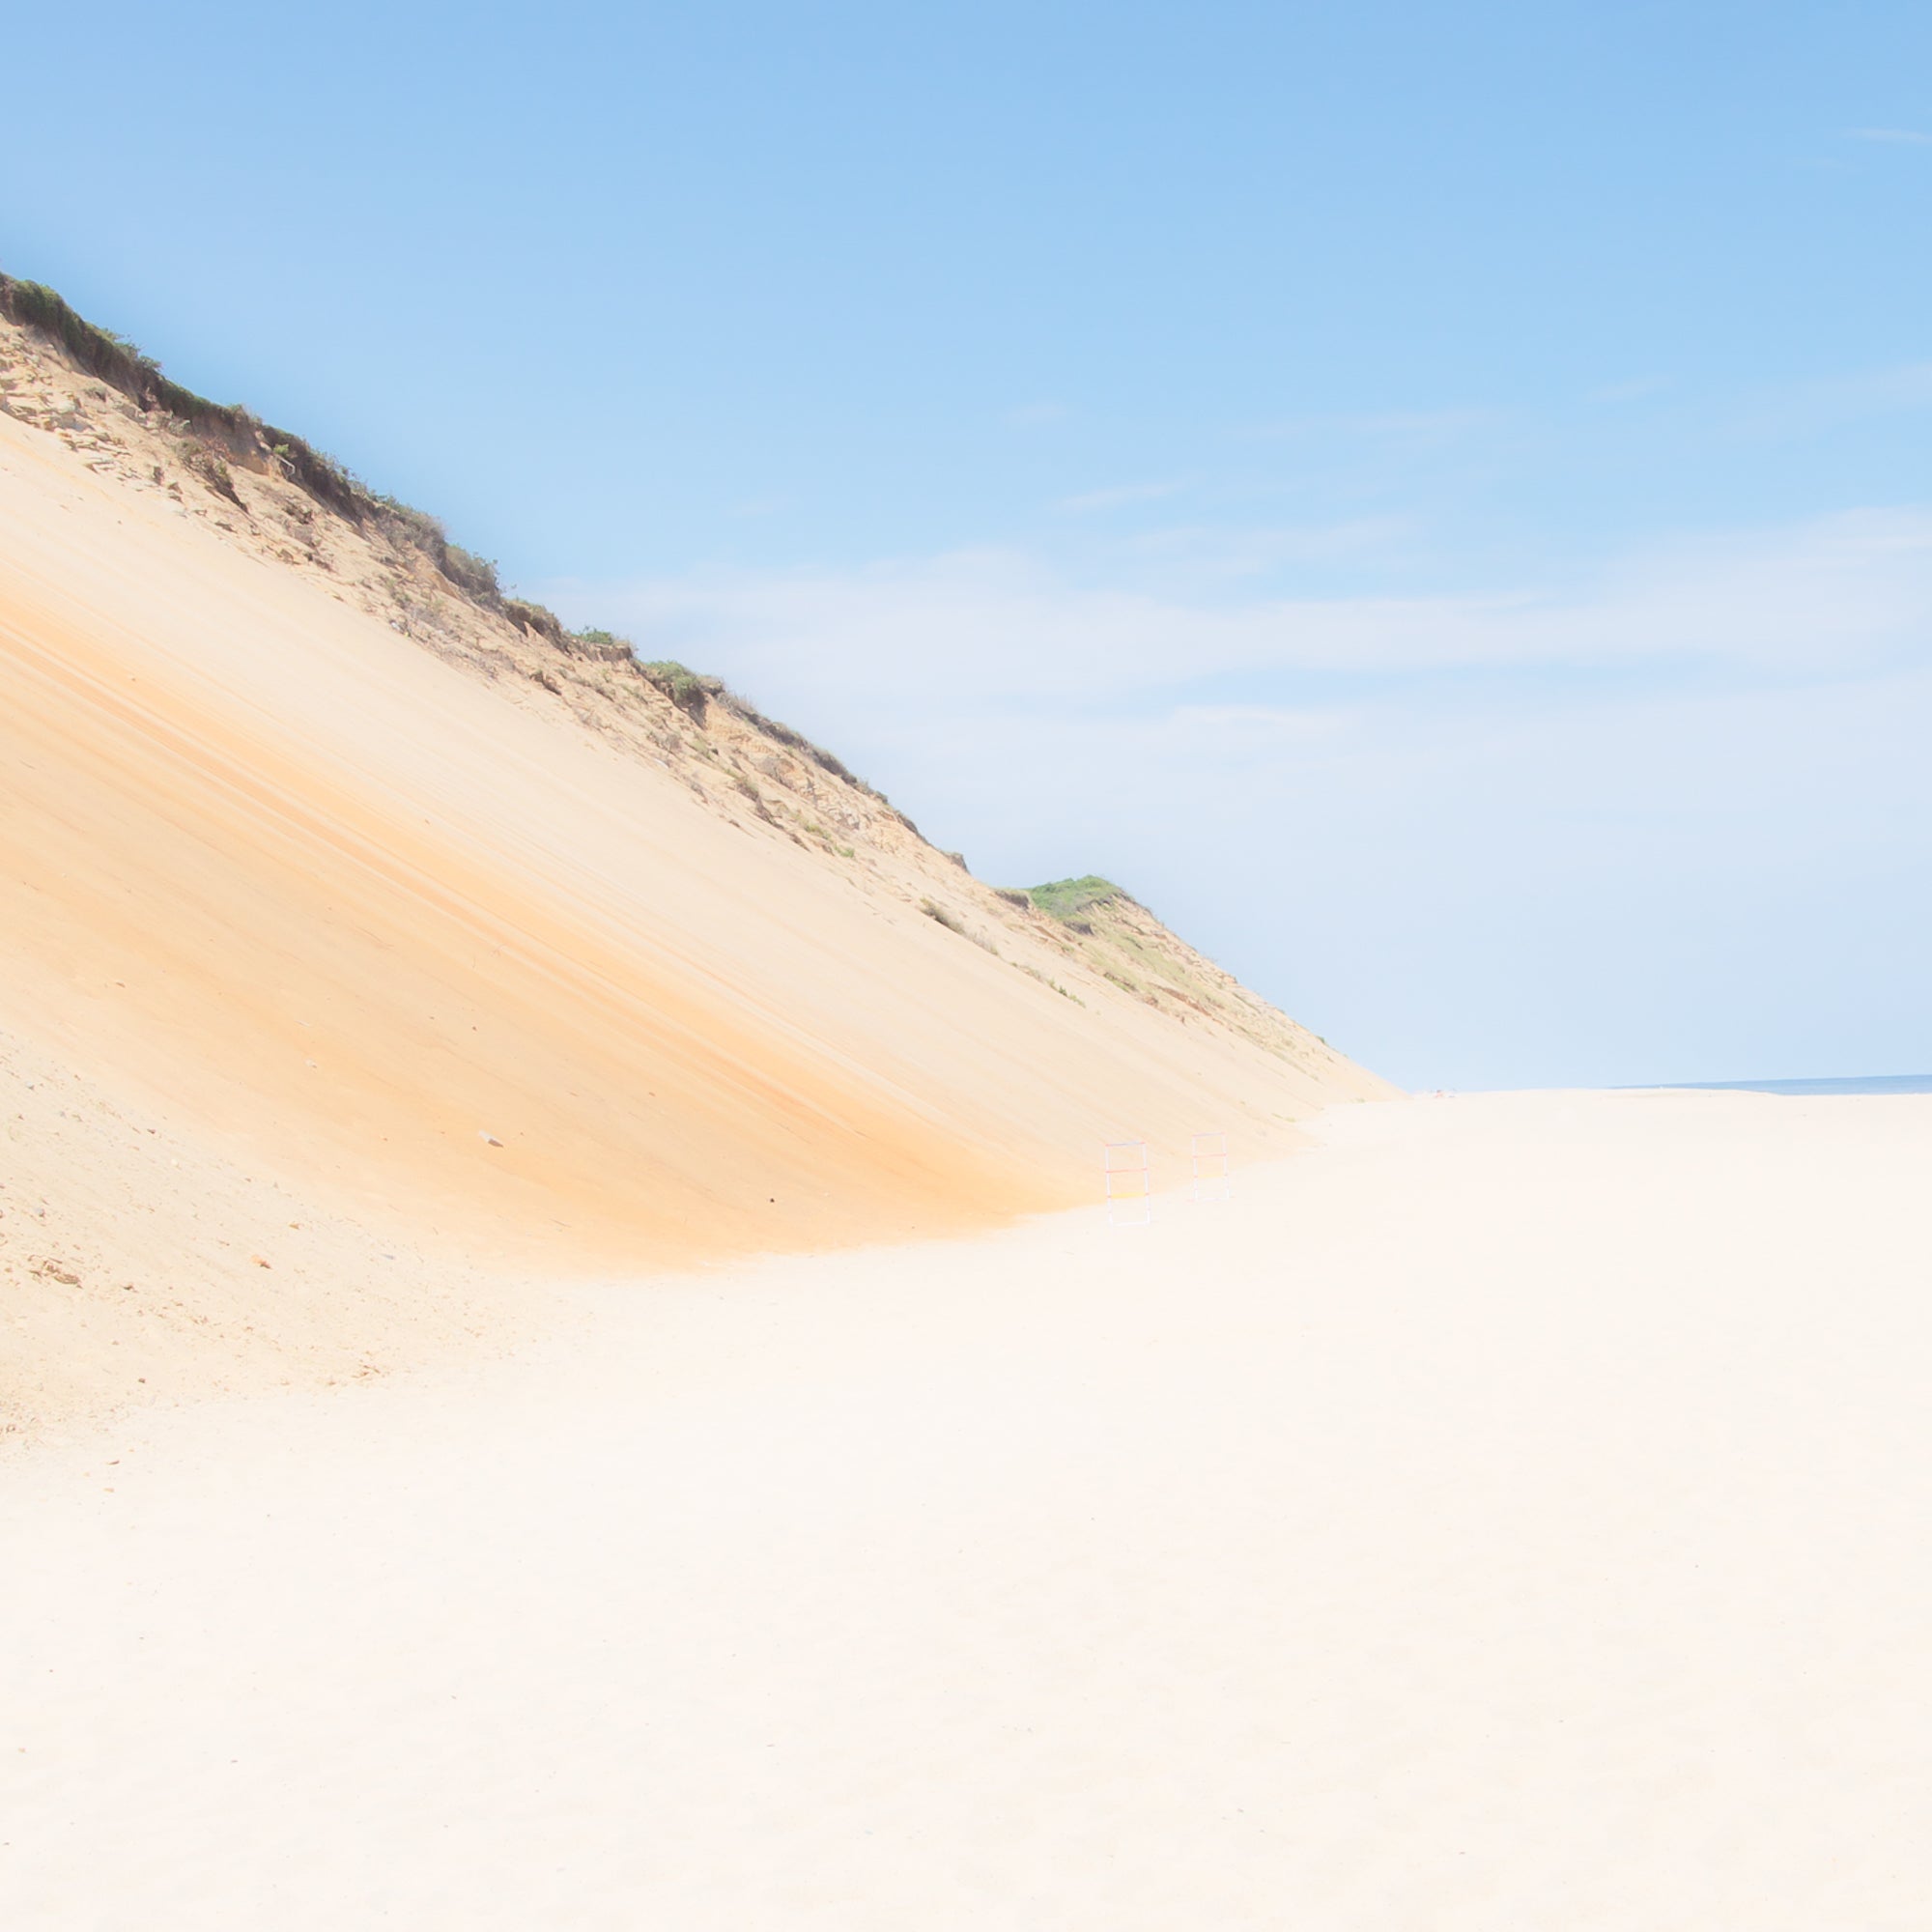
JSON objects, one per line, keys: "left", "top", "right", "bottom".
{"left": 9, "top": 0, "right": 1932, "bottom": 1088}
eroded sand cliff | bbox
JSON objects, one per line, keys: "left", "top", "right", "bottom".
{"left": 0, "top": 286, "right": 1391, "bottom": 1425}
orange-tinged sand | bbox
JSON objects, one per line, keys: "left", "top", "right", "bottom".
{"left": 0, "top": 387, "right": 1386, "bottom": 1420}
{"left": 2, "top": 573, "right": 1035, "bottom": 1263}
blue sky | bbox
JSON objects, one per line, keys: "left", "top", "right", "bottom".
{"left": 9, "top": 0, "right": 1932, "bottom": 1087}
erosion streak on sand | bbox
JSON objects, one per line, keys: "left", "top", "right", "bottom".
{"left": 1, "top": 585, "right": 1031, "bottom": 1260}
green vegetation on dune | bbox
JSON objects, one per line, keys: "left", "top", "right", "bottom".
{"left": 1021, "top": 876, "right": 1134, "bottom": 922}
{"left": 0, "top": 270, "right": 501, "bottom": 605}
{"left": 639, "top": 659, "right": 723, "bottom": 718}
{"left": 0, "top": 267, "right": 941, "bottom": 863}
{"left": 1007, "top": 871, "right": 1241, "bottom": 1023}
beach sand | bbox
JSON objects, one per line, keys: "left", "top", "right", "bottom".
{"left": 7, "top": 1086, "right": 1930, "bottom": 1927}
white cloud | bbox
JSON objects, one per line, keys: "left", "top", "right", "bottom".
{"left": 1744, "top": 360, "right": 1932, "bottom": 437}
{"left": 1588, "top": 376, "right": 1669, "bottom": 405}
{"left": 1120, "top": 516, "right": 1414, "bottom": 582}
{"left": 1238, "top": 406, "right": 1495, "bottom": 446}
{"left": 563, "top": 507, "right": 1932, "bottom": 724}
{"left": 1350, "top": 407, "right": 1495, "bottom": 440}
{"left": 1053, "top": 479, "right": 1188, "bottom": 515}
{"left": 544, "top": 508, "right": 1932, "bottom": 1087}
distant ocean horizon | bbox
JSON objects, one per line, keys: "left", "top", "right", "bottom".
{"left": 1649, "top": 1073, "right": 1932, "bottom": 1097}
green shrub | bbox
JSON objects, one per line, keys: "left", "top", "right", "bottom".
{"left": 0, "top": 270, "right": 504, "bottom": 600}
{"left": 178, "top": 440, "right": 242, "bottom": 505}
{"left": 505, "top": 599, "right": 568, "bottom": 647}
{"left": 639, "top": 659, "right": 721, "bottom": 720}
{"left": 1024, "top": 875, "right": 1132, "bottom": 922}
{"left": 440, "top": 542, "right": 499, "bottom": 602}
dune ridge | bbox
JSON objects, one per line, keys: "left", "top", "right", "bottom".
{"left": 0, "top": 283, "right": 1391, "bottom": 1428}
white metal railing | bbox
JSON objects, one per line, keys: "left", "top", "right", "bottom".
{"left": 1190, "top": 1131, "right": 1231, "bottom": 1204}
{"left": 1102, "top": 1139, "right": 1151, "bottom": 1227}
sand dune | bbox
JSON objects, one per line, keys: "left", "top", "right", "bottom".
{"left": 8, "top": 1090, "right": 1930, "bottom": 1927}
{"left": 6, "top": 286, "right": 1925, "bottom": 1927}
{"left": 0, "top": 301, "right": 1387, "bottom": 1424}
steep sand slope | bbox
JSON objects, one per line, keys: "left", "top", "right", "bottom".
{"left": 0, "top": 308, "right": 1389, "bottom": 1423}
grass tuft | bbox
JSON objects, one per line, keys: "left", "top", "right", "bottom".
{"left": 1015, "top": 962, "right": 1085, "bottom": 1004}
{"left": 0, "top": 268, "right": 498, "bottom": 603}
{"left": 505, "top": 600, "right": 569, "bottom": 647}
{"left": 1022, "top": 876, "right": 1133, "bottom": 923}
{"left": 639, "top": 659, "right": 723, "bottom": 719}
{"left": 177, "top": 440, "right": 242, "bottom": 506}
{"left": 921, "top": 900, "right": 997, "bottom": 954}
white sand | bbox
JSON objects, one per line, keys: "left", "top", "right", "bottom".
{"left": 7, "top": 1087, "right": 1930, "bottom": 1927}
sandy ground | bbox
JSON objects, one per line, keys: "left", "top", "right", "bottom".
{"left": 7, "top": 1087, "right": 1930, "bottom": 1928}
{"left": 0, "top": 1024, "right": 549, "bottom": 1431}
